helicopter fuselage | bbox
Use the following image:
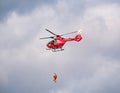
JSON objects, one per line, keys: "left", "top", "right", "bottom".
{"left": 47, "top": 36, "right": 66, "bottom": 49}
{"left": 46, "top": 33, "right": 82, "bottom": 50}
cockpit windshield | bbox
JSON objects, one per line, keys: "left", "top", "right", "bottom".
{"left": 48, "top": 40, "right": 56, "bottom": 44}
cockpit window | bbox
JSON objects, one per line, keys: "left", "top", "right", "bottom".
{"left": 48, "top": 40, "right": 56, "bottom": 44}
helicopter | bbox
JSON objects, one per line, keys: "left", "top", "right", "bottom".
{"left": 40, "top": 29, "right": 82, "bottom": 52}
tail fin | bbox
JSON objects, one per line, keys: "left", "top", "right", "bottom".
{"left": 74, "top": 31, "right": 82, "bottom": 42}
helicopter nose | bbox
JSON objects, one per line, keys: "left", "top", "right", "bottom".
{"left": 47, "top": 44, "right": 51, "bottom": 48}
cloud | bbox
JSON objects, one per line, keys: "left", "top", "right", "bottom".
{"left": 0, "top": 66, "right": 8, "bottom": 93}
{"left": 0, "top": 0, "right": 120, "bottom": 93}
{"left": 0, "top": 0, "right": 56, "bottom": 21}
{"left": 80, "top": 4, "right": 120, "bottom": 58}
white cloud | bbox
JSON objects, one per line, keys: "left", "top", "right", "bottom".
{"left": 80, "top": 4, "right": 120, "bottom": 55}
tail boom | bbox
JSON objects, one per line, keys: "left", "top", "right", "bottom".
{"left": 64, "top": 32, "right": 82, "bottom": 42}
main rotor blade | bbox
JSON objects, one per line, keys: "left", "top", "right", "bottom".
{"left": 45, "top": 29, "right": 57, "bottom": 36}
{"left": 60, "top": 31, "right": 78, "bottom": 36}
{"left": 40, "top": 36, "right": 54, "bottom": 39}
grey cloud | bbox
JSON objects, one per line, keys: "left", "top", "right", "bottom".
{"left": 0, "top": 0, "right": 56, "bottom": 21}
{"left": 85, "top": 0, "right": 120, "bottom": 5}
{"left": 0, "top": 0, "right": 120, "bottom": 21}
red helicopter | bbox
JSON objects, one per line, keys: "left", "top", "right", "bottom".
{"left": 40, "top": 29, "right": 82, "bottom": 52}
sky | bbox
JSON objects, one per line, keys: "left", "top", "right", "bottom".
{"left": 0, "top": 0, "right": 120, "bottom": 93}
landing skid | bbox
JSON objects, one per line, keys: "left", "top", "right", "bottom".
{"left": 52, "top": 48, "right": 64, "bottom": 52}
{"left": 46, "top": 48, "right": 64, "bottom": 52}
{"left": 46, "top": 48, "right": 51, "bottom": 50}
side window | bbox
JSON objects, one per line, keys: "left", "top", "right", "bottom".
{"left": 54, "top": 40, "right": 57, "bottom": 42}
{"left": 49, "top": 40, "right": 54, "bottom": 44}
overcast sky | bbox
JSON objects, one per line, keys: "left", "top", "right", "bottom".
{"left": 0, "top": 0, "right": 120, "bottom": 93}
